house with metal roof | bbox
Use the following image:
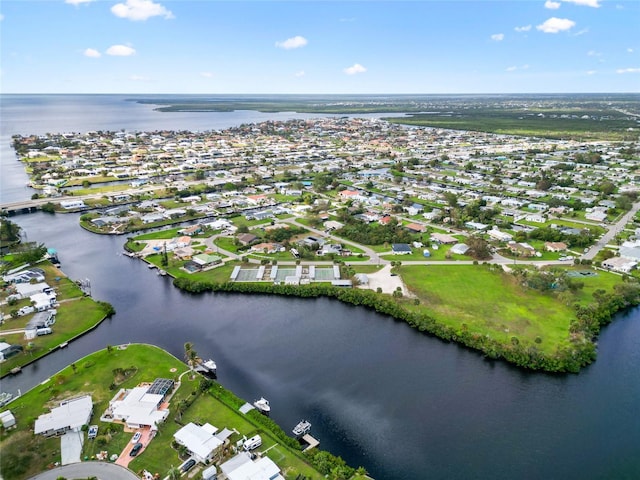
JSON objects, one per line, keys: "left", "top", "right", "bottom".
{"left": 34, "top": 395, "right": 93, "bottom": 437}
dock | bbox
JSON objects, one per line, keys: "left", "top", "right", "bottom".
{"left": 301, "top": 434, "right": 319, "bottom": 451}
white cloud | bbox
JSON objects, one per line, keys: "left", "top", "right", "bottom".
{"left": 587, "top": 50, "right": 602, "bottom": 57}
{"left": 586, "top": 70, "right": 597, "bottom": 75}
{"left": 111, "top": 0, "right": 174, "bottom": 21}
{"left": 506, "top": 64, "right": 529, "bottom": 72}
{"left": 200, "top": 72, "right": 214, "bottom": 78}
{"left": 344, "top": 63, "right": 366, "bottom": 75}
{"left": 562, "top": 0, "right": 601, "bottom": 7}
{"left": 275, "top": 36, "right": 308, "bottom": 50}
{"left": 545, "top": 1, "right": 561, "bottom": 9}
{"left": 514, "top": 25, "right": 532, "bottom": 32}
{"left": 572, "top": 28, "right": 589, "bottom": 36}
{"left": 491, "top": 33, "right": 504, "bottom": 41}
{"left": 106, "top": 44, "right": 136, "bottom": 56}
{"left": 83, "top": 48, "right": 101, "bottom": 58}
{"left": 130, "top": 74, "right": 149, "bottom": 81}
{"left": 536, "top": 17, "right": 576, "bottom": 33}
{"left": 65, "top": 0, "right": 94, "bottom": 4}
{"left": 627, "top": 48, "right": 634, "bottom": 53}
{"left": 0, "top": 14, "right": 4, "bottom": 21}
{"left": 294, "top": 70, "right": 305, "bottom": 77}
{"left": 616, "top": 68, "right": 640, "bottom": 74}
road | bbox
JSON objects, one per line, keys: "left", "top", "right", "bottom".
{"left": 29, "top": 462, "right": 138, "bottom": 480}
{"left": 582, "top": 201, "right": 640, "bottom": 260}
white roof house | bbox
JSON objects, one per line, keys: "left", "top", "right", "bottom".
{"left": 220, "top": 452, "right": 284, "bottom": 480}
{"left": 602, "top": 256, "right": 637, "bottom": 274}
{"left": 13, "top": 282, "right": 50, "bottom": 299}
{"left": 107, "top": 387, "right": 169, "bottom": 429}
{"left": 173, "top": 422, "right": 223, "bottom": 463}
{"left": 34, "top": 395, "right": 93, "bottom": 436}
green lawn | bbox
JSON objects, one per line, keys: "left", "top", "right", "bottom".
{"left": 0, "top": 297, "right": 109, "bottom": 376}
{"left": 399, "top": 264, "right": 575, "bottom": 353}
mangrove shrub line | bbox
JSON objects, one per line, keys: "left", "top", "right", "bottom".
{"left": 172, "top": 277, "right": 613, "bottom": 373}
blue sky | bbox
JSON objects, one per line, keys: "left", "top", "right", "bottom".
{"left": 1, "top": 0, "right": 638, "bottom": 94}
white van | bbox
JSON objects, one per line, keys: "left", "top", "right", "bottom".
{"left": 243, "top": 434, "right": 262, "bottom": 451}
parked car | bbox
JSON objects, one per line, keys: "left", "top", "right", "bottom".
{"left": 88, "top": 425, "right": 98, "bottom": 439}
{"left": 131, "top": 431, "right": 142, "bottom": 443}
{"left": 129, "top": 442, "right": 143, "bottom": 456}
{"left": 181, "top": 459, "right": 196, "bottom": 473}
{"left": 17, "top": 306, "right": 35, "bottom": 316}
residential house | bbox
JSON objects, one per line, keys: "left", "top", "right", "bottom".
{"left": 406, "top": 203, "right": 424, "bottom": 216}
{"left": 103, "top": 379, "right": 173, "bottom": 429}
{"left": 545, "top": 241, "right": 568, "bottom": 252}
{"left": 392, "top": 243, "right": 412, "bottom": 255}
{"left": 450, "top": 243, "right": 470, "bottom": 255}
{"left": 602, "top": 256, "right": 637, "bottom": 274}
{"left": 430, "top": 233, "right": 458, "bottom": 245}
{"left": 487, "top": 229, "right": 513, "bottom": 242}
{"left": 405, "top": 223, "right": 426, "bottom": 233}
{"left": 237, "top": 233, "right": 258, "bottom": 246}
{"left": 173, "top": 422, "right": 224, "bottom": 464}
{"left": 220, "top": 452, "right": 284, "bottom": 480}
{"left": 507, "top": 242, "right": 536, "bottom": 257}
{"left": 34, "top": 395, "right": 93, "bottom": 437}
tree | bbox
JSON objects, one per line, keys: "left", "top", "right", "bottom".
{"left": 466, "top": 236, "right": 492, "bottom": 260}
{"left": 184, "top": 342, "right": 198, "bottom": 373}
{"left": 0, "top": 218, "right": 21, "bottom": 242}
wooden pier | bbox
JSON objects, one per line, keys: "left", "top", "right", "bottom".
{"left": 301, "top": 434, "right": 319, "bottom": 451}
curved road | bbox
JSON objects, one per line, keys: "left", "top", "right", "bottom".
{"left": 29, "top": 462, "right": 138, "bottom": 480}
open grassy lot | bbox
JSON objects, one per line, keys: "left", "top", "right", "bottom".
{"left": 399, "top": 264, "right": 575, "bottom": 353}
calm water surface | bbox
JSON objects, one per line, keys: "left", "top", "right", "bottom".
{"left": 1, "top": 95, "right": 639, "bottom": 480}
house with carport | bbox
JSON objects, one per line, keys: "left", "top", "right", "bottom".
{"left": 173, "top": 422, "right": 231, "bottom": 464}
{"left": 34, "top": 395, "right": 93, "bottom": 437}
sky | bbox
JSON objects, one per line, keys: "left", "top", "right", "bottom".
{"left": 0, "top": 0, "right": 638, "bottom": 94}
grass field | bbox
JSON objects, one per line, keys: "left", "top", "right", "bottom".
{"left": 399, "top": 264, "right": 575, "bottom": 353}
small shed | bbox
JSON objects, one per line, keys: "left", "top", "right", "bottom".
{"left": 1, "top": 410, "right": 16, "bottom": 428}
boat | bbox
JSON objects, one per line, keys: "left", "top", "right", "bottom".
{"left": 195, "top": 358, "right": 217, "bottom": 377}
{"left": 292, "top": 419, "right": 311, "bottom": 438}
{"left": 253, "top": 397, "right": 271, "bottom": 415}
{"left": 158, "top": 269, "right": 167, "bottom": 276}
{"left": 0, "top": 392, "right": 13, "bottom": 407}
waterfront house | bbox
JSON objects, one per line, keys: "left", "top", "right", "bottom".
{"left": 220, "top": 452, "right": 284, "bottom": 480}
{"left": 173, "top": 422, "right": 225, "bottom": 464}
{"left": 102, "top": 379, "right": 173, "bottom": 429}
{"left": 34, "top": 395, "right": 93, "bottom": 437}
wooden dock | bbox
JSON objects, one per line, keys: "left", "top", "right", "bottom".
{"left": 302, "top": 434, "right": 319, "bottom": 451}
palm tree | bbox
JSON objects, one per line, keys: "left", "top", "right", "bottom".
{"left": 184, "top": 342, "right": 198, "bottom": 374}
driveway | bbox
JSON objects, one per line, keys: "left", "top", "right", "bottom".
{"left": 60, "top": 430, "right": 83, "bottom": 465}
{"left": 358, "top": 264, "right": 409, "bottom": 295}
{"left": 115, "top": 427, "right": 153, "bottom": 468}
